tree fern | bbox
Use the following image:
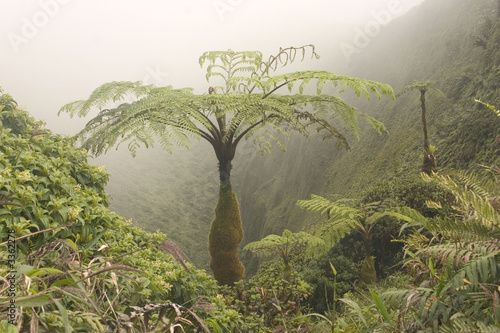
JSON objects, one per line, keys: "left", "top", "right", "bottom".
{"left": 298, "top": 195, "right": 403, "bottom": 248}
{"left": 59, "top": 46, "right": 394, "bottom": 285}
{"left": 297, "top": 194, "right": 362, "bottom": 220}
{"left": 243, "top": 229, "right": 324, "bottom": 280}
{"left": 298, "top": 195, "right": 405, "bottom": 283}
{"left": 243, "top": 229, "right": 324, "bottom": 261}
{"left": 397, "top": 80, "right": 441, "bottom": 174}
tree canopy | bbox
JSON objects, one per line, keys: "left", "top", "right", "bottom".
{"left": 59, "top": 45, "right": 394, "bottom": 159}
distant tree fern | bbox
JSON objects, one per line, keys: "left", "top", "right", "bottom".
{"left": 60, "top": 45, "right": 394, "bottom": 285}
{"left": 398, "top": 80, "right": 441, "bottom": 174}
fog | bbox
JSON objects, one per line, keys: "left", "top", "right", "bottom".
{"left": 1, "top": 0, "right": 424, "bottom": 134}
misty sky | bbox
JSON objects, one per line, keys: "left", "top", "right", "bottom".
{"left": 1, "top": 0, "right": 424, "bottom": 134}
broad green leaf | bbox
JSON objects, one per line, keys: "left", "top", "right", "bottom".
{"left": 370, "top": 290, "right": 393, "bottom": 325}
{"left": 12, "top": 295, "right": 54, "bottom": 307}
{"left": 329, "top": 261, "right": 337, "bottom": 276}
{"left": 25, "top": 267, "right": 65, "bottom": 278}
{"left": 53, "top": 299, "right": 72, "bottom": 333}
{"left": 66, "top": 239, "right": 78, "bottom": 251}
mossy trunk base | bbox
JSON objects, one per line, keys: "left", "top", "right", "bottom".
{"left": 209, "top": 185, "right": 245, "bottom": 285}
{"left": 421, "top": 149, "right": 436, "bottom": 175}
{"left": 359, "top": 256, "right": 377, "bottom": 284}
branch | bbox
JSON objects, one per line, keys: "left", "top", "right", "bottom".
{"left": 191, "top": 109, "right": 222, "bottom": 145}
{"left": 0, "top": 193, "right": 23, "bottom": 207}
{"left": 262, "top": 81, "right": 293, "bottom": 99}
{"left": 232, "top": 114, "right": 280, "bottom": 148}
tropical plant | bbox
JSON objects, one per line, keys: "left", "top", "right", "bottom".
{"left": 59, "top": 45, "right": 394, "bottom": 285}
{"left": 222, "top": 261, "right": 314, "bottom": 332}
{"left": 0, "top": 91, "right": 242, "bottom": 332}
{"left": 297, "top": 196, "right": 401, "bottom": 283}
{"left": 398, "top": 80, "right": 441, "bottom": 174}
{"left": 243, "top": 229, "right": 323, "bottom": 280}
{"left": 380, "top": 171, "right": 500, "bottom": 332}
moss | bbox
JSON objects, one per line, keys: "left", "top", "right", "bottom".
{"left": 359, "top": 256, "right": 377, "bottom": 284}
{"left": 209, "top": 185, "right": 245, "bottom": 285}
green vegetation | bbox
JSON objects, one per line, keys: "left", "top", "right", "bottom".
{"left": 1, "top": 1, "right": 500, "bottom": 331}
{"left": 380, "top": 170, "right": 500, "bottom": 331}
{"left": 209, "top": 185, "right": 245, "bottom": 285}
{"left": 59, "top": 45, "right": 393, "bottom": 285}
{"left": 297, "top": 197, "right": 405, "bottom": 284}
{"left": 244, "top": 229, "right": 323, "bottom": 281}
{"left": 0, "top": 90, "right": 240, "bottom": 332}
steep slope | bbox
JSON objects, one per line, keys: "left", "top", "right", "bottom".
{"left": 98, "top": 0, "right": 499, "bottom": 273}
{"left": 94, "top": 142, "right": 219, "bottom": 269}
{"left": 237, "top": 0, "right": 500, "bottom": 272}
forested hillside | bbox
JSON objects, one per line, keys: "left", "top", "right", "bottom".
{"left": 96, "top": 0, "right": 500, "bottom": 273}
{"left": 238, "top": 0, "right": 500, "bottom": 271}
{"left": 1, "top": 0, "right": 499, "bottom": 331}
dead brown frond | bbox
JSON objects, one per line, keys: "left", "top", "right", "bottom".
{"left": 26, "top": 239, "right": 81, "bottom": 271}
{"left": 158, "top": 241, "right": 191, "bottom": 274}
{"left": 260, "top": 45, "right": 319, "bottom": 75}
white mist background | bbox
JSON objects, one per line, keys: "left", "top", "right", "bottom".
{"left": 1, "top": 0, "right": 424, "bottom": 134}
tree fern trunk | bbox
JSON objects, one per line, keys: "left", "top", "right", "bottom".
{"left": 359, "top": 256, "right": 377, "bottom": 284}
{"left": 218, "top": 159, "right": 232, "bottom": 190}
{"left": 283, "top": 264, "right": 292, "bottom": 281}
{"left": 420, "top": 90, "right": 429, "bottom": 150}
{"left": 420, "top": 89, "right": 436, "bottom": 174}
{"left": 208, "top": 174, "right": 245, "bottom": 285}
{"left": 361, "top": 232, "right": 377, "bottom": 284}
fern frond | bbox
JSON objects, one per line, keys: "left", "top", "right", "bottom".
{"left": 476, "top": 99, "right": 500, "bottom": 117}
{"left": 423, "top": 216, "right": 499, "bottom": 243}
{"left": 60, "top": 82, "right": 211, "bottom": 156}
{"left": 59, "top": 81, "right": 157, "bottom": 118}
{"left": 358, "top": 113, "right": 387, "bottom": 135}
{"left": 315, "top": 217, "right": 363, "bottom": 247}
{"left": 259, "top": 45, "right": 319, "bottom": 76}
{"left": 380, "top": 288, "right": 419, "bottom": 310}
{"left": 243, "top": 229, "right": 324, "bottom": 260}
{"left": 61, "top": 48, "right": 394, "bottom": 159}
{"left": 423, "top": 172, "right": 500, "bottom": 230}
{"left": 397, "top": 80, "right": 431, "bottom": 97}
{"left": 297, "top": 194, "right": 362, "bottom": 219}
{"left": 261, "top": 71, "right": 394, "bottom": 100}
{"left": 440, "top": 316, "right": 500, "bottom": 333}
